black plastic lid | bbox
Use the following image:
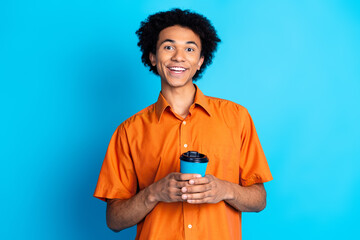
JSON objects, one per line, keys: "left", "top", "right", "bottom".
{"left": 180, "top": 151, "right": 208, "bottom": 163}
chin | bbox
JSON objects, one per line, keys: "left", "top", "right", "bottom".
{"left": 163, "top": 75, "right": 194, "bottom": 88}
{"left": 168, "top": 80, "right": 193, "bottom": 89}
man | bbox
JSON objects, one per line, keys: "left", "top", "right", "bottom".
{"left": 94, "top": 8, "right": 273, "bottom": 240}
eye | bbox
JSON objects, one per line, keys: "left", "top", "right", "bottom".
{"left": 164, "top": 45, "right": 174, "bottom": 50}
{"left": 186, "top": 47, "right": 195, "bottom": 52}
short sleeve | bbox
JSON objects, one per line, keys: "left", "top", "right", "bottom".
{"left": 239, "top": 110, "right": 273, "bottom": 186}
{"left": 94, "top": 125, "right": 138, "bottom": 201}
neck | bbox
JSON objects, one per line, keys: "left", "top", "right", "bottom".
{"left": 161, "top": 82, "right": 196, "bottom": 119}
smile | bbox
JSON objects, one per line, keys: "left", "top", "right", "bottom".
{"left": 168, "top": 66, "right": 187, "bottom": 73}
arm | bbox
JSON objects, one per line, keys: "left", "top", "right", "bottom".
{"left": 225, "top": 182, "right": 266, "bottom": 212}
{"left": 181, "top": 175, "right": 267, "bottom": 212}
{"left": 106, "top": 187, "right": 156, "bottom": 232}
{"left": 106, "top": 173, "right": 201, "bottom": 232}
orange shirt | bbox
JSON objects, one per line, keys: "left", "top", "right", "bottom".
{"left": 94, "top": 85, "right": 273, "bottom": 240}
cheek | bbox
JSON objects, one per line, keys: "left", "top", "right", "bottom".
{"left": 192, "top": 60, "right": 202, "bottom": 70}
{"left": 156, "top": 62, "right": 167, "bottom": 75}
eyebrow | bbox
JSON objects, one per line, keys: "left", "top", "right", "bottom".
{"left": 159, "top": 39, "right": 199, "bottom": 48}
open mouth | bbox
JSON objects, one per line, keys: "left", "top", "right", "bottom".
{"left": 168, "top": 66, "right": 187, "bottom": 74}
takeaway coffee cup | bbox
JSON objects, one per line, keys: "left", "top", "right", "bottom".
{"left": 180, "top": 151, "right": 209, "bottom": 177}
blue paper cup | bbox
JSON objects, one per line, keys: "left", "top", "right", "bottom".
{"left": 180, "top": 151, "right": 209, "bottom": 177}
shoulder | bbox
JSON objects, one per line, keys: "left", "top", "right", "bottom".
{"left": 118, "top": 103, "right": 156, "bottom": 131}
{"left": 205, "top": 95, "right": 249, "bottom": 115}
{"left": 203, "top": 95, "right": 252, "bottom": 131}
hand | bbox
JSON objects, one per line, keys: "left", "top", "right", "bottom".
{"left": 180, "top": 175, "right": 233, "bottom": 204}
{"left": 149, "top": 172, "right": 202, "bottom": 203}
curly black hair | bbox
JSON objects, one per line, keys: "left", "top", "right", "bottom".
{"left": 135, "top": 8, "right": 221, "bottom": 80}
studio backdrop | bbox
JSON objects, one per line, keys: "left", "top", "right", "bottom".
{"left": 1, "top": 0, "right": 359, "bottom": 239}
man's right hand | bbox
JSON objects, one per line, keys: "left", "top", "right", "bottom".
{"left": 106, "top": 172, "right": 202, "bottom": 232}
{"left": 148, "top": 172, "right": 202, "bottom": 203}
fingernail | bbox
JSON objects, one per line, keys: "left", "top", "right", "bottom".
{"left": 182, "top": 194, "right": 187, "bottom": 199}
{"left": 196, "top": 174, "right": 201, "bottom": 178}
{"left": 189, "top": 180, "right": 194, "bottom": 184}
{"left": 182, "top": 187, "right": 187, "bottom": 192}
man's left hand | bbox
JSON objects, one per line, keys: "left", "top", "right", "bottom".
{"left": 181, "top": 175, "right": 233, "bottom": 204}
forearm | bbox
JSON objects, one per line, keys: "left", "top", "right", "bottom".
{"left": 224, "top": 182, "right": 267, "bottom": 212}
{"left": 106, "top": 185, "right": 158, "bottom": 232}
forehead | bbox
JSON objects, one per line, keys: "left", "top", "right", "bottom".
{"left": 157, "top": 25, "right": 202, "bottom": 47}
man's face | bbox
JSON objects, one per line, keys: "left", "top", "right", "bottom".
{"left": 150, "top": 25, "right": 204, "bottom": 89}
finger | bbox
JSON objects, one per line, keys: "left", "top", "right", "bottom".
{"left": 166, "top": 187, "right": 189, "bottom": 200}
{"left": 169, "top": 187, "right": 185, "bottom": 196}
{"left": 171, "top": 179, "right": 190, "bottom": 189}
{"left": 186, "top": 197, "right": 212, "bottom": 204}
{"left": 184, "top": 184, "right": 212, "bottom": 193}
{"left": 173, "top": 191, "right": 186, "bottom": 198}
{"left": 167, "top": 195, "right": 187, "bottom": 203}
{"left": 182, "top": 191, "right": 209, "bottom": 200}
{"left": 188, "top": 176, "right": 211, "bottom": 185}
{"left": 174, "top": 173, "right": 202, "bottom": 181}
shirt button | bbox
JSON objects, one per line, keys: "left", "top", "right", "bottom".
{"left": 182, "top": 121, "right": 186, "bottom": 125}
{"left": 188, "top": 224, "right": 192, "bottom": 229}
{"left": 184, "top": 144, "right": 188, "bottom": 148}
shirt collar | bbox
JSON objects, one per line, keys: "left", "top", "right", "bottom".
{"left": 155, "top": 92, "right": 170, "bottom": 122}
{"left": 193, "top": 85, "right": 212, "bottom": 116}
{"left": 155, "top": 84, "right": 212, "bottom": 122}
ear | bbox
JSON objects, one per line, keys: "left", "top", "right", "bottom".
{"left": 149, "top": 52, "right": 156, "bottom": 66}
{"left": 197, "top": 56, "right": 205, "bottom": 70}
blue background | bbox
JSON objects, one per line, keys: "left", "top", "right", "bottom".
{"left": 1, "top": 0, "right": 359, "bottom": 239}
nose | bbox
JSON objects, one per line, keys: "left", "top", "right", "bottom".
{"left": 171, "top": 49, "right": 185, "bottom": 62}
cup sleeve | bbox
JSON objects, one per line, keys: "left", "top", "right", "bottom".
{"left": 94, "top": 125, "right": 138, "bottom": 201}
{"left": 239, "top": 110, "right": 273, "bottom": 186}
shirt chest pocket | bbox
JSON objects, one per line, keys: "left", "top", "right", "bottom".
{"left": 199, "top": 144, "right": 240, "bottom": 183}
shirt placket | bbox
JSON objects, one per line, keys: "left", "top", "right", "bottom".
{"left": 183, "top": 203, "right": 197, "bottom": 240}
{"left": 180, "top": 119, "right": 189, "bottom": 152}
{"left": 180, "top": 118, "right": 195, "bottom": 240}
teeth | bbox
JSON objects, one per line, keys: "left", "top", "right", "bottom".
{"left": 169, "top": 67, "right": 185, "bottom": 71}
